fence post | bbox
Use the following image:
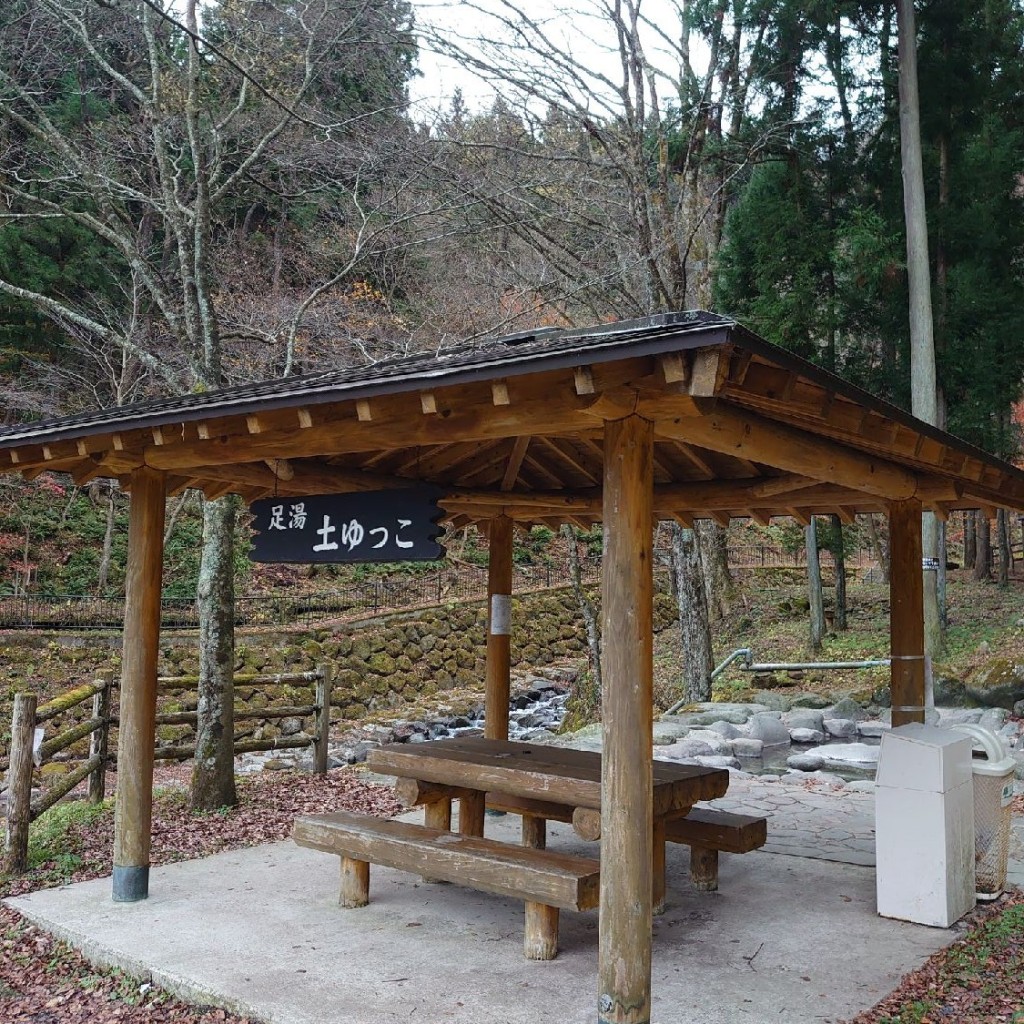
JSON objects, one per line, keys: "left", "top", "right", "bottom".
{"left": 313, "top": 662, "right": 333, "bottom": 774}
{"left": 89, "top": 669, "right": 113, "bottom": 803}
{"left": 4, "top": 692, "right": 38, "bottom": 874}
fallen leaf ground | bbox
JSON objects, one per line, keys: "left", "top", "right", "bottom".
{"left": 0, "top": 768, "right": 400, "bottom": 1024}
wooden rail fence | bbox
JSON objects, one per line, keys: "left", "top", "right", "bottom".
{"left": 2, "top": 664, "right": 332, "bottom": 874}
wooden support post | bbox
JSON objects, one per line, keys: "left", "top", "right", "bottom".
{"left": 599, "top": 415, "right": 654, "bottom": 1024}
{"left": 652, "top": 820, "right": 666, "bottom": 915}
{"left": 522, "top": 814, "right": 546, "bottom": 850}
{"left": 4, "top": 692, "right": 37, "bottom": 875}
{"left": 422, "top": 798, "right": 452, "bottom": 883}
{"left": 459, "top": 791, "right": 485, "bottom": 838}
{"left": 485, "top": 515, "right": 514, "bottom": 740}
{"left": 112, "top": 466, "right": 166, "bottom": 902}
{"left": 889, "top": 498, "right": 926, "bottom": 728}
{"left": 524, "top": 902, "right": 560, "bottom": 960}
{"left": 88, "top": 670, "right": 113, "bottom": 803}
{"left": 689, "top": 847, "right": 719, "bottom": 891}
{"left": 313, "top": 662, "right": 333, "bottom": 774}
{"left": 340, "top": 857, "right": 370, "bottom": 908}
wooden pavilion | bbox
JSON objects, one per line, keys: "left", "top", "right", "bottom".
{"left": 3, "top": 310, "right": 1024, "bottom": 1024}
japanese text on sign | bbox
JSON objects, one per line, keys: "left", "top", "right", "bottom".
{"left": 250, "top": 489, "right": 444, "bottom": 564}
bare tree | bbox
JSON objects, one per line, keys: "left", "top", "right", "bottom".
{"left": 424, "top": 0, "right": 786, "bottom": 681}
{"left": 0, "top": 0, "right": 422, "bottom": 808}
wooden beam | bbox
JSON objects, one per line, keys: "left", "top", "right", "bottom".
{"left": 356, "top": 400, "right": 372, "bottom": 422}
{"left": 786, "top": 507, "right": 812, "bottom": 527}
{"left": 889, "top": 499, "right": 925, "bottom": 728}
{"left": 574, "top": 366, "right": 595, "bottom": 395}
{"left": 485, "top": 516, "right": 514, "bottom": 742}
{"left": 837, "top": 506, "right": 858, "bottom": 526}
{"left": 246, "top": 415, "right": 262, "bottom": 435}
{"left": 420, "top": 393, "right": 437, "bottom": 415}
{"left": 491, "top": 380, "right": 511, "bottom": 406}
{"left": 190, "top": 460, "right": 409, "bottom": 495}
{"left": 687, "top": 347, "right": 728, "bottom": 397}
{"left": 70, "top": 459, "right": 104, "bottom": 485}
{"left": 113, "top": 466, "right": 166, "bottom": 902}
{"left": 659, "top": 353, "right": 687, "bottom": 384}
{"left": 502, "top": 437, "right": 530, "bottom": 492}
{"left": 707, "top": 510, "right": 731, "bottom": 528}
{"left": 655, "top": 400, "right": 920, "bottom": 500}
{"left": 196, "top": 423, "right": 211, "bottom": 440}
{"left": 266, "top": 458, "right": 295, "bottom": 481}
{"left": 599, "top": 414, "right": 654, "bottom": 1024}
{"left": 297, "top": 408, "right": 313, "bottom": 429}
{"left": 671, "top": 512, "right": 694, "bottom": 528}
{"left": 143, "top": 386, "right": 595, "bottom": 471}
{"left": 747, "top": 509, "right": 772, "bottom": 527}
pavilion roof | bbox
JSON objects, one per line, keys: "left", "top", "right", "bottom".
{"left": 2, "top": 311, "right": 1022, "bottom": 526}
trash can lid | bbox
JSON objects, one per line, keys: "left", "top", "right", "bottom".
{"left": 952, "top": 723, "right": 1016, "bottom": 777}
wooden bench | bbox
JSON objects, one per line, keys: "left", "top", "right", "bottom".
{"left": 293, "top": 811, "right": 600, "bottom": 960}
{"left": 665, "top": 808, "right": 767, "bottom": 891}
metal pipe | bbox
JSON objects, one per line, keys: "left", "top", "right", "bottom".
{"left": 664, "top": 647, "right": 888, "bottom": 716}
{"left": 741, "top": 659, "right": 890, "bottom": 672}
{"left": 666, "top": 648, "right": 752, "bottom": 714}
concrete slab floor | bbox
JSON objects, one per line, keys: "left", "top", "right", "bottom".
{"left": 7, "top": 814, "right": 957, "bottom": 1024}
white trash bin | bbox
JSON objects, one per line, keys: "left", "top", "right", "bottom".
{"left": 875, "top": 722, "right": 975, "bottom": 927}
{"left": 954, "top": 723, "right": 1015, "bottom": 901}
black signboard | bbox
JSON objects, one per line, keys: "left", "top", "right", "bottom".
{"left": 250, "top": 489, "right": 445, "bottom": 563}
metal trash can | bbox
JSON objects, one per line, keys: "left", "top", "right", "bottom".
{"left": 954, "top": 723, "right": 1015, "bottom": 901}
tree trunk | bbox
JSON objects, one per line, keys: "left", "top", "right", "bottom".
{"left": 974, "top": 515, "right": 992, "bottom": 581}
{"left": 897, "top": 0, "right": 942, "bottom": 657}
{"left": 937, "top": 518, "right": 948, "bottom": 629}
{"left": 191, "top": 495, "right": 238, "bottom": 810}
{"left": 806, "top": 518, "right": 825, "bottom": 652}
{"left": 695, "top": 520, "right": 733, "bottom": 619}
{"left": 97, "top": 485, "right": 117, "bottom": 594}
{"left": 560, "top": 524, "right": 601, "bottom": 722}
{"left": 830, "top": 514, "right": 847, "bottom": 631}
{"left": 867, "top": 514, "right": 890, "bottom": 583}
{"left": 997, "top": 508, "right": 1010, "bottom": 587}
{"left": 963, "top": 510, "right": 976, "bottom": 569}
{"left": 670, "top": 523, "right": 713, "bottom": 704}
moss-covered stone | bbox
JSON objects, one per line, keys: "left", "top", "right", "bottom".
{"left": 964, "top": 659, "right": 1024, "bottom": 708}
{"left": 367, "top": 652, "right": 396, "bottom": 676}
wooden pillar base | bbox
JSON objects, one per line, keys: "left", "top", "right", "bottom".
{"left": 524, "top": 902, "right": 559, "bottom": 960}
{"left": 340, "top": 856, "right": 370, "bottom": 908}
{"left": 112, "top": 864, "right": 150, "bottom": 903}
{"left": 690, "top": 847, "right": 719, "bottom": 892}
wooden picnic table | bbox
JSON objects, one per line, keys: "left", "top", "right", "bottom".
{"left": 367, "top": 735, "right": 729, "bottom": 818}
{"left": 366, "top": 736, "right": 731, "bottom": 913}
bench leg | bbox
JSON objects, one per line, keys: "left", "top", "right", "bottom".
{"left": 690, "top": 846, "right": 719, "bottom": 891}
{"left": 653, "top": 820, "right": 666, "bottom": 915}
{"left": 340, "top": 857, "right": 369, "bottom": 908}
{"left": 522, "top": 813, "right": 546, "bottom": 850}
{"left": 422, "top": 799, "right": 452, "bottom": 883}
{"left": 459, "top": 791, "right": 485, "bottom": 838}
{"left": 524, "top": 902, "right": 559, "bottom": 960}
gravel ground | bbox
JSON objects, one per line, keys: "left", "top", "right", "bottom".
{"left": 3, "top": 768, "right": 1023, "bottom": 1024}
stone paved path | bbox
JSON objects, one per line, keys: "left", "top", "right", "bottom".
{"left": 706, "top": 771, "right": 1024, "bottom": 887}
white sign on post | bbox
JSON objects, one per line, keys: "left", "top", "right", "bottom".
{"left": 490, "top": 594, "right": 512, "bottom": 635}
